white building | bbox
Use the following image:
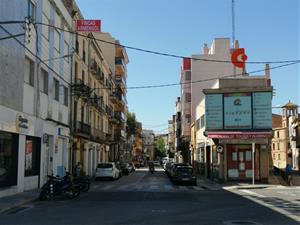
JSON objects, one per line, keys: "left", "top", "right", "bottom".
{"left": 0, "top": 0, "right": 72, "bottom": 197}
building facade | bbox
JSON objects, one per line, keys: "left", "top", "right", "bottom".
{"left": 196, "top": 75, "right": 272, "bottom": 182}
{"left": 142, "top": 129, "right": 155, "bottom": 161}
{"left": 0, "top": 0, "right": 72, "bottom": 197}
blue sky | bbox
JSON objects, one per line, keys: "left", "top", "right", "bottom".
{"left": 76, "top": 0, "right": 299, "bottom": 134}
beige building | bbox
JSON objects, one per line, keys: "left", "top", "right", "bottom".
{"left": 271, "top": 102, "right": 299, "bottom": 170}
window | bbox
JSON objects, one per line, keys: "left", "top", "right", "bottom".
{"left": 64, "top": 41, "right": 69, "bottom": 63}
{"left": 24, "top": 57, "right": 34, "bottom": 86}
{"left": 185, "top": 71, "right": 191, "bottom": 81}
{"left": 196, "top": 119, "right": 201, "bottom": 131}
{"left": 25, "top": 136, "right": 41, "bottom": 177}
{"left": 0, "top": 131, "right": 18, "bottom": 187}
{"left": 27, "top": 0, "right": 36, "bottom": 21}
{"left": 277, "top": 131, "right": 279, "bottom": 138}
{"left": 41, "top": 69, "right": 48, "bottom": 94}
{"left": 75, "top": 33, "right": 79, "bottom": 53}
{"left": 272, "top": 143, "right": 275, "bottom": 150}
{"left": 42, "top": 13, "right": 50, "bottom": 40}
{"left": 278, "top": 154, "right": 281, "bottom": 160}
{"left": 74, "top": 62, "right": 78, "bottom": 80}
{"left": 53, "top": 78, "right": 59, "bottom": 101}
{"left": 82, "top": 40, "right": 86, "bottom": 62}
{"left": 185, "top": 114, "right": 191, "bottom": 124}
{"left": 63, "top": 86, "right": 68, "bottom": 106}
{"left": 54, "top": 29, "right": 60, "bottom": 52}
{"left": 185, "top": 93, "right": 191, "bottom": 103}
{"left": 277, "top": 143, "right": 280, "bottom": 150}
{"left": 82, "top": 70, "right": 85, "bottom": 83}
{"left": 200, "top": 115, "right": 205, "bottom": 128}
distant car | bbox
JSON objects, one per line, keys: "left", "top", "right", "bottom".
{"left": 128, "top": 163, "right": 135, "bottom": 173}
{"left": 153, "top": 161, "right": 161, "bottom": 167}
{"left": 171, "top": 166, "right": 197, "bottom": 185}
{"left": 95, "top": 162, "right": 120, "bottom": 180}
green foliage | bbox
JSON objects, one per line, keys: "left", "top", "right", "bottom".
{"left": 126, "top": 112, "right": 137, "bottom": 137}
{"left": 155, "top": 138, "right": 166, "bottom": 158}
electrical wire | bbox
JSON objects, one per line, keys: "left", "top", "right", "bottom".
{"left": 0, "top": 33, "right": 25, "bottom": 41}
{"left": 35, "top": 22, "right": 300, "bottom": 65}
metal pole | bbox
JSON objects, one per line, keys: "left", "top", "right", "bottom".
{"left": 252, "top": 142, "right": 255, "bottom": 185}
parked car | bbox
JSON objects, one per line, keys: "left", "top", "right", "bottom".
{"left": 120, "top": 162, "right": 130, "bottom": 175}
{"left": 165, "top": 161, "right": 174, "bottom": 175}
{"left": 95, "top": 162, "right": 120, "bottom": 181}
{"left": 170, "top": 163, "right": 190, "bottom": 178}
{"left": 128, "top": 162, "right": 135, "bottom": 173}
{"left": 153, "top": 161, "right": 161, "bottom": 167}
{"left": 171, "top": 166, "right": 197, "bottom": 185}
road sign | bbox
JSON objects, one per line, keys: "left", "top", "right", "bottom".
{"left": 231, "top": 48, "right": 247, "bottom": 68}
{"left": 217, "top": 145, "right": 223, "bottom": 153}
{"left": 76, "top": 20, "right": 101, "bottom": 32}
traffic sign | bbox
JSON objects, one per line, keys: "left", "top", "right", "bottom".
{"left": 217, "top": 145, "right": 223, "bottom": 153}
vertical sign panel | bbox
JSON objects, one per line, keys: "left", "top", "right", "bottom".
{"left": 224, "top": 93, "right": 252, "bottom": 129}
{"left": 205, "top": 94, "right": 223, "bottom": 130}
{"left": 253, "top": 92, "right": 272, "bottom": 129}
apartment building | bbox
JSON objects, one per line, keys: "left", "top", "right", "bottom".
{"left": 167, "top": 117, "right": 176, "bottom": 157}
{"left": 0, "top": 0, "right": 72, "bottom": 196}
{"left": 142, "top": 129, "right": 155, "bottom": 161}
{"left": 96, "top": 33, "right": 128, "bottom": 162}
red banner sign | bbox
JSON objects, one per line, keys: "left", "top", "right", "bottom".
{"left": 76, "top": 20, "right": 101, "bottom": 32}
{"left": 206, "top": 131, "right": 272, "bottom": 139}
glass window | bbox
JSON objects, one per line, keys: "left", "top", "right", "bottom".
{"left": 200, "top": 115, "right": 205, "bottom": 128}
{"left": 0, "top": 131, "right": 18, "bottom": 188}
{"left": 42, "top": 13, "right": 49, "bottom": 40}
{"left": 41, "top": 69, "right": 48, "bottom": 94}
{"left": 64, "top": 86, "right": 68, "bottom": 106}
{"left": 54, "top": 29, "right": 60, "bottom": 52}
{"left": 232, "top": 152, "right": 237, "bottom": 161}
{"left": 185, "top": 71, "right": 191, "bottom": 81}
{"left": 25, "top": 136, "right": 41, "bottom": 177}
{"left": 64, "top": 41, "right": 69, "bottom": 63}
{"left": 53, "top": 78, "right": 59, "bottom": 101}
{"left": 25, "top": 57, "right": 34, "bottom": 86}
{"left": 245, "top": 151, "right": 252, "bottom": 161}
{"left": 27, "top": 0, "right": 36, "bottom": 21}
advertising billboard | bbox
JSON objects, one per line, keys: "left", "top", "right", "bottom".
{"left": 205, "top": 92, "right": 272, "bottom": 131}
{"left": 224, "top": 93, "right": 252, "bottom": 129}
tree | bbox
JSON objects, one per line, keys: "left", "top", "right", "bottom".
{"left": 126, "top": 111, "right": 137, "bottom": 138}
{"left": 155, "top": 138, "right": 166, "bottom": 159}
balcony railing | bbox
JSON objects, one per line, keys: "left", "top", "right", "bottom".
{"left": 72, "top": 79, "right": 90, "bottom": 97}
{"left": 91, "top": 128, "right": 105, "bottom": 142}
{"left": 115, "top": 57, "right": 126, "bottom": 67}
{"left": 75, "top": 121, "right": 91, "bottom": 135}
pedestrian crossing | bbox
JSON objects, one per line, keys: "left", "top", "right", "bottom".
{"left": 91, "top": 183, "right": 218, "bottom": 192}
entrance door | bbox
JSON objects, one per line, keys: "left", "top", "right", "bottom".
{"left": 227, "top": 145, "right": 253, "bottom": 180}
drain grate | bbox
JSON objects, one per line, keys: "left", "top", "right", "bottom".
{"left": 224, "top": 220, "right": 262, "bottom": 225}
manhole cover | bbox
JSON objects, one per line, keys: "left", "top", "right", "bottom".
{"left": 224, "top": 221, "right": 262, "bottom": 225}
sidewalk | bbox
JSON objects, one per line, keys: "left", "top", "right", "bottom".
{"left": 196, "top": 175, "right": 222, "bottom": 190}
{"left": 0, "top": 190, "right": 39, "bottom": 214}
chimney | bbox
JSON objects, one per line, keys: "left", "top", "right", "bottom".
{"left": 203, "top": 43, "right": 209, "bottom": 55}
{"left": 265, "top": 64, "right": 271, "bottom": 86}
{"left": 234, "top": 40, "right": 239, "bottom": 49}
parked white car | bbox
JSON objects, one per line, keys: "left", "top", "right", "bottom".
{"left": 95, "top": 162, "right": 120, "bottom": 180}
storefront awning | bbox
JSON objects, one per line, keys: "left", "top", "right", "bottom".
{"left": 206, "top": 131, "right": 272, "bottom": 139}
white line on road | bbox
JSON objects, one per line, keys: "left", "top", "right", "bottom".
{"left": 240, "top": 190, "right": 265, "bottom": 198}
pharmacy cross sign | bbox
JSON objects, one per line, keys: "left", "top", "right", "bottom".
{"left": 75, "top": 20, "right": 101, "bottom": 32}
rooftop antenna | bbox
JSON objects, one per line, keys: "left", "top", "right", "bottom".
{"left": 232, "top": 0, "right": 235, "bottom": 48}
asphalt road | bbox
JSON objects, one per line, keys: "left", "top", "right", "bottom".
{"left": 0, "top": 168, "right": 299, "bottom": 225}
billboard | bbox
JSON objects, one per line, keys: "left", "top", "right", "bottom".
{"left": 224, "top": 93, "right": 252, "bottom": 129}
{"left": 205, "top": 92, "right": 272, "bottom": 131}
{"left": 205, "top": 94, "right": 223, "bottom": 130}
{"left": 76, "top": 20, "right": 101, "bottom": 32}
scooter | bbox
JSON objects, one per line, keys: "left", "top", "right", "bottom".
{"left": 73, "top": 175, "right": 90, "bottom": 192}
{"left": 149, "top": 166, "right": 155, "bottom": 174}
{"left": 39, "top": 172, "right": 80, "bottom": 201}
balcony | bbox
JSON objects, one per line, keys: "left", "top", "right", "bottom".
{"left": 91, "top": 128, "right": 105, "bottom": 142}
{"left": 115, "top": 57, "right": 125, "bottom": 75}
{"left": 115, "top": 111, "right": 125, "bottom": 123}
{"left": 72, "top": 79, "right": 90, "bottom": 98}
{"left": 74, "top": 121, "right": 91, "bottom": 136}
{"left": 115, "top": 76, "right": 126, "bottom": 90}
{"left": 115, "top": 93, "right": 126, "bottom": 107}
{"left": 109, "top": 92, "right": 118, "bottom": 104}
{"left": 90, "top": 60, "right": 98, "bottom": 75}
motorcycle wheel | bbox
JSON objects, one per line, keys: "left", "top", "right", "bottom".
{"left": 63, "top": 186, "right": 80, "bottom": 199}
{"left": 83, "top": 182, "right": 90, "bottom": 192}
{"left": 39, "top": 188, "right": 51, "bottom": 201}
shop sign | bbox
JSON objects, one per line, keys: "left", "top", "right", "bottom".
{"left": 252, "top": 92, "right": 272, "bottom": 129}
{"left": 76, "top": 20, "right": 101, "bottom": 32}
{"left": 207, "top": 132, "right": 272, "bottom": 139}
{"left": 205, "top": 94, "right": 223, "bottom": 130}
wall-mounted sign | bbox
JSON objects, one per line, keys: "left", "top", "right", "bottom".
{"left": 76, "top": 20, "right": 101, "bottom": 32}
{"left": 224, "top": 93, "right": 252, "bottom": 130}
{"left": 252, "top": 92, "right": 272, "bottom": 129}
{"left": 205, "top": 94, "right": 223, "bottom": 130}
{"left": 231, "top": 48, "right": 247, "bottom": 68}
{"left": 204, "top": 92, "right": 272, "bottom": 132}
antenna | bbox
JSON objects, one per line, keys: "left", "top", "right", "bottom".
{"left": 232, "top": 0, "right": 235, "bottom": 48}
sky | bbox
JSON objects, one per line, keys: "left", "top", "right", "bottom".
{"left": 76, "top": 0, "right": 299, "bottom": 134}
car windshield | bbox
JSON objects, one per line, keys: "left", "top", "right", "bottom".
{"left": 177, "top": 167, "right": 193, "bottom": 173}
{"left": 97, "top": 163, "right": 112, "bottom": 168}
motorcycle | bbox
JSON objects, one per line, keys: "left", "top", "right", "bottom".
{"left": 39, "top": 172, "right": 80, "bottom": 201}
{"left": 149, "top": 165, "right": 155, "bottom": 174}
{"left": 73, "top": 175, "right": 90, "bottom": 192}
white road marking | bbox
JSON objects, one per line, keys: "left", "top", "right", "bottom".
{"left": 240, "top": 190, "right": 265, "bottom": 198}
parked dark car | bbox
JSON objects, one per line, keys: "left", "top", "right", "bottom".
{"left": 128, "top": 163, "right": 135, "bottom": 173}
{"left": 120, "top": 163, "right": 130, "bottom": 175}
{"left": 170, "top": 163, "right": 190, "bottom": 178}
{"left": 171, "top": 166, "right": 197, "bottom": 185}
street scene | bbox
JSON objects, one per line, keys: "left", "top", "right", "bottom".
{"left": 0, "top": 0, "right": 299, "bottom": 225}
{"left": 0, "top": 166, "right": 300, "bottom": 225}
